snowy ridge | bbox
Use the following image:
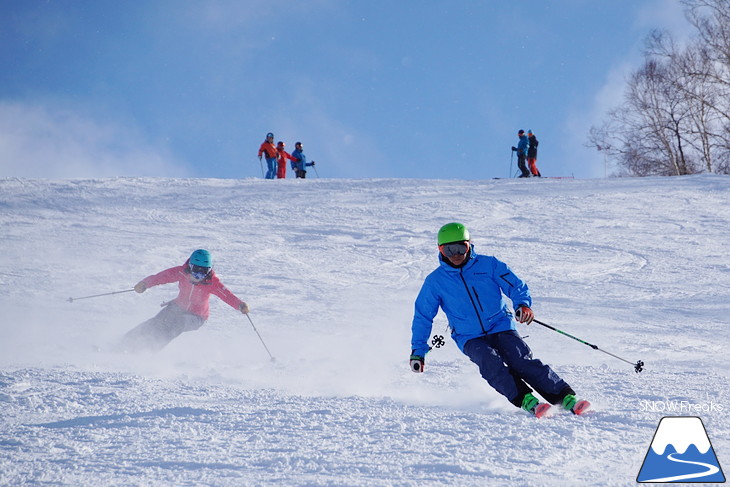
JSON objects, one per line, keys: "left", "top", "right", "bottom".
{"left": 1, "top": 175, "right": 729, "bottom": 486}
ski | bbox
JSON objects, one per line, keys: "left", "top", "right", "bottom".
{"left": 534, "top": 403, "right": 552, "bottom": 418}
{"left": 532, "top": 399, "right": 591, "bottom": 418}
{"left": 571, "top": 400, "right": 591, "bottom": 416}
{"left": 491, "top": 176, "right": 575, "bottom": 180}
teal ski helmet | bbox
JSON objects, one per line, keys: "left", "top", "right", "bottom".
{"left": 437, "top": 222, "right": 470, "bottom": 245}
{"left": 189, "top": 249, "right": 212, "bottom": 268}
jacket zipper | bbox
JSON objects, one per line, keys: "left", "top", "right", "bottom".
{"left": 459, "top": 270, "right": 486, "bottom": 334}
{"left": 472, "top": 287, "right": 484, "bottom": 312}
{"left": 185, "top": 282, "right": 196, "bottom": 312}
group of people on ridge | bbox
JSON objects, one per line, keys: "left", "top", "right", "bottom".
{"left": 512, "top": 129, "right": 541, "bottom": 178}
{"left": 116, "top": 221, "right": 589, "bottom": 418}
{"left": 258, "top": 132, "right": 315, "bottom": 179}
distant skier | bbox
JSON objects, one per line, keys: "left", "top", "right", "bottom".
{"left": 258, "top": 132, "right": 278, "bottom": 179}
{"left": 409, "top": 223, "right": 589, "bottom": 417}
{"left": 276, "top": 141, "right": 295, "bottom": 179}
{"left": 290, "top": 141, "right": 316, "bottom": 179}
{"left": 117, "top": 249, "right": 249, "bottom": 353}
{"left": 511, "top": 130, "right": 530, "bottom": 178}
{"left": 527, "top": 129, "right": 541, "bottom": 177}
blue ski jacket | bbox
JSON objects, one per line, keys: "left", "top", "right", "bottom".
{"left": 517, "top": 134, "right": 528, "bottom": 156}
{"left": 291, "top": 148, "right": 314, "bottom": 172}
{"left": 411, "top": 245, "right": 531, "bottom": 358}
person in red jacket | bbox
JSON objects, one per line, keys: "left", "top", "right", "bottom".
{"left": 258, "top": 132, "right": 278, "bottom": 179}
{"left": 117, "top": 249, "right": 249, "bottom": 352}
{"left": 276, "top": 141, "right": 295, "bottom": 179}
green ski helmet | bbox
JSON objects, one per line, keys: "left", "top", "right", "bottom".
{"left": 189, "top": 249, "right": 212, "bottom": 268}
{"left": 437, "top": 222, "right": 470, "bottom": 245}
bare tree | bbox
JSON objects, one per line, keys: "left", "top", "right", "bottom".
{"left": 589, "top": 0, "right": 730, "bottom": 176}
{"left": 588, "top": 57, "right": 696, "bottom": 176}
{"left": 684, "top": 0, "right": 730, "bottom": 173}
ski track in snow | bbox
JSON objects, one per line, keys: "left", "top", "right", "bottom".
{"left": 0, "top": 175, "right": 728, "bottom": 486}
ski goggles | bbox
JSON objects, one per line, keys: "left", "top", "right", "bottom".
{"left": 189, "top": 263, "right": 211, "bottom": 280}
{"left": 439, "top": 242, "right": 469, "bottom": 258}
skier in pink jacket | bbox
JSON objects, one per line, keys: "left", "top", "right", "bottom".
{"left": 117, "top": 249, "right": 249, "bottom": 352}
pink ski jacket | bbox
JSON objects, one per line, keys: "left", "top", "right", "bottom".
{"left": 141, "top": 265, "right": 244, "bottom": 320}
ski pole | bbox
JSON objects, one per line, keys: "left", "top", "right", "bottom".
{"left": 257, "top": 158, "right": 264, "bottom": 178}
{"left": 67, "top": 289, "right": 135, "bottom": 303}
{"left": 245, "top": 314, "right": 275, "bottom": 362}
{"left": 312, "top": 164, "right": 320, "bottom": 178}
{"left": 509, "top": 150, "right": 514, "bottom": 178}
{"left": 533, "top": 319, "right": 644, "bottom": 373}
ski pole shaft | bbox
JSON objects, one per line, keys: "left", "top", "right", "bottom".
{"left": 245, "top": 314, "right": 275, "bottom": 362}
{"left": 533, "top": 319, "right": 644, "bottom": 372}
{"left": 67, "top": 289, "right": 135, "bottom": 303}
{"left": 534, "top": 319, "right": 598, "bottom": 349}
{"left": 313, "top": 165, "right": 320, "bottom": 178}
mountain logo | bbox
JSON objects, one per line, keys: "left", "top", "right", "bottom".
{"left": 637, "top": 416, "right": 725, "bottom": 483}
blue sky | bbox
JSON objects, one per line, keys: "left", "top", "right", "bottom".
{"left": 0, "top": 0, "right": 691, "bottom": 179}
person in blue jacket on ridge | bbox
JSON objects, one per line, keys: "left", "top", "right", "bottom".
{"left": 511, "top": 129, "right": 530, "bottom": 178}
{"left": 290, "top": 141, "right": 316, "bottom": 179}
{"left": 409, "top": 222, "right": 589, "bottom": 417}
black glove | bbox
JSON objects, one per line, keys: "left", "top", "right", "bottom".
{"left": 409, "top": 354, "right": 425, "bottom": 373}
{"left": 511, "top": 146, "right": 517, "bottom": 151}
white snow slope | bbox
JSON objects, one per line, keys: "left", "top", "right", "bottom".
{"left": 1, "top": 175, "right": 728, "bottom": 486}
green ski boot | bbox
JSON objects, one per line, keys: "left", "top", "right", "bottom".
{"left": 522, "top": 393, "right": 551, "bottom": 418}
{"left": 562, "top": 394, "right": 591, "bottom": 415}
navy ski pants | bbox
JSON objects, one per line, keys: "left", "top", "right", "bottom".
{"left": 462, "top": 330, "right": 574, "bottom": 407}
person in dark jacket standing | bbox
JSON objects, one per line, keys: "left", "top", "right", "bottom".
{"left": 409, "top": 223, "right": 589, "bottom": 417}
{"left": 511, "top": 130, "right": 530, "bottom": 178}
{"left": 527, "top": 129, "right": 541, "bottom": 177}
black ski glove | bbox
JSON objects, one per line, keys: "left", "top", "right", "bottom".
{"left": 409, "top": 354, "right": 425, "bottom": 373}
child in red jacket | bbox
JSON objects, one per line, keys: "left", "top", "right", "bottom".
{"left": 276, "top": 141, "right": 295, "bottom": 179}
{"left": 117, "top": 249, "right": 249, "bottom": 352}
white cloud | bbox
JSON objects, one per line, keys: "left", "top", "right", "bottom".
{"left": 635, "top": 0, "right": 695, "bottom": 44}
{"left": 0, "top": 101, "right": 188, "bottom": 178}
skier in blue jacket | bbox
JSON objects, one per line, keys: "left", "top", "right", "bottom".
{"left": 290, "top": 142, "right": 316, "bottom": 179}
{"left": 511, "top": 129, "right": 530, "bottom": 178}
{"left": 410, "top": 223, "right": 588, "bottom": 417}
